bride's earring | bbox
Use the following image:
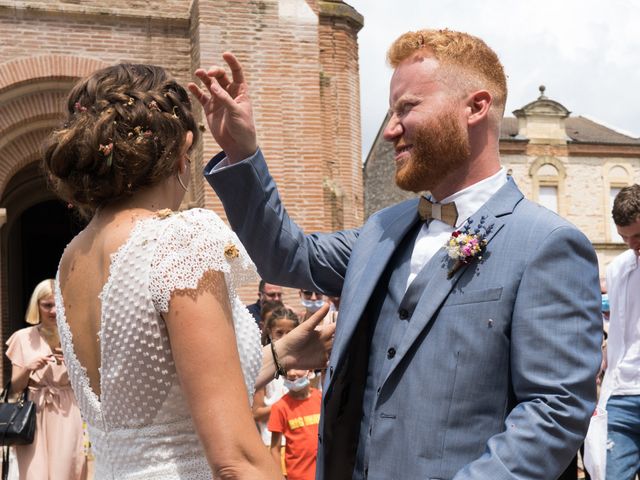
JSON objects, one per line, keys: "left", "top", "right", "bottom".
{"left": 176, "top": 171, "right": 188, "bottom": 191}
{"left": 176, "top": 156, "right": 191, "bottom": 192}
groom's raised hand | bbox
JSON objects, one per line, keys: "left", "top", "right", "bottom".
{"left": 188, "top": 52, "right": 257, "bottom": 164}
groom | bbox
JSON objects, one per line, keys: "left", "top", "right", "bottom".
{"left": 195, "top": 29, "right": 602, "bottom": 480}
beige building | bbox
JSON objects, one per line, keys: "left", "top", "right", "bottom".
{"left": 0, "top": 0, "right": 364, "bottom": 378}
{"left": 364, "top": 86, "right": 640, "bottom": 275}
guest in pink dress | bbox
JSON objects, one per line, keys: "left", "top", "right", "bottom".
{"left": 5, "top": 279, "right": 87, "bottom": 480}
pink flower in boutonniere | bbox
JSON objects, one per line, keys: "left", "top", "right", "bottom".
{"left": 444, "top": 216, "right": 492, "bottom": 278}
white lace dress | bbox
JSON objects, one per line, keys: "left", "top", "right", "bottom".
{"left": 54, "top": 208, "right": 262, "bottom": 480}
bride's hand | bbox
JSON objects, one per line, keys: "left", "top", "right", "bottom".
{"left": 187, "top": 52, "right": 257, "bottom": 164}
{"left": 278, "top": 303, "right": 335, "bottom": 371}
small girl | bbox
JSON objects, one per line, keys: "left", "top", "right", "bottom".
{"left": 253, "top": 307, "right": 300, "bottom": 448}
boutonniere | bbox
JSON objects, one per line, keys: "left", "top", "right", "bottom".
{"left": 445, "top": 216, "right": 493, "bottom": 278}
{"left": 224, "top": 243, "right": 240, "bottom": 259}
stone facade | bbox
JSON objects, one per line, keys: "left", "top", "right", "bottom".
{"left": 0, "top": 0, "right": 363, "bottom": 378}
{"left": 364, "top": 87, "right": 640, "bottom": 276}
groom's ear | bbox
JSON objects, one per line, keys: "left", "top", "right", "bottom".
{"left": 466, "top": 90, "right": 492, "bottom": 126}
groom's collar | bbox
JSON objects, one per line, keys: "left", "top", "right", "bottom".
{"left": 426, "top": 167, "right": 508, "bottom": 228}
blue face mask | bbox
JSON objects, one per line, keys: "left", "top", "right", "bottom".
{"left": 601, "top": 294, "right": 610, "bottom": 313}
{"left": 301, "top": 299, "right": 324, "bottom": 313}
{"left": 284, "top": 376, "right": 310, "bottom": 392}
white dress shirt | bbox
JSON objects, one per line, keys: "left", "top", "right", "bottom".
{"left": 406, "top": 169, "right": 508, "bottom": 290}
{"left": 612, "top": 257, "right": 640, "bottom": 395}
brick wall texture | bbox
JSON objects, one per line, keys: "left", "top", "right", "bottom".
{"left": 0, "top": 0, "right": 364, "bottom": 377}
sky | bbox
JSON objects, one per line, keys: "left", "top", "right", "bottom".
{"left": 345, "top": 0, "right": 640, "bottom": 159}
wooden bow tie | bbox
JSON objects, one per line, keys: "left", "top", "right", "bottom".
{"left": 418, "top": 196, "right": 458, "bottom": 227}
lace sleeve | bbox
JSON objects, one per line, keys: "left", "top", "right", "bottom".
{"left": 150, "top": 208, "right": 257, "bottom": 313}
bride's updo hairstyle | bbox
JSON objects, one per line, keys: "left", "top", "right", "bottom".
{"left": 44, "top": 64, "right": 199, "bottom": 218}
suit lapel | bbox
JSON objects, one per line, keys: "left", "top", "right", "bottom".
{"left": 380, "top": 178, "right": 524, "bottom": 386}
{"left": 330, "top": 199, "right": 420, "bottom": 369}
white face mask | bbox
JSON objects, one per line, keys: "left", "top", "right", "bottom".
{"left": 284, "top": 376, "right": 310, "bottom": 392}
{"left": 301, "top": 299, "right": 324, "bottom": 312}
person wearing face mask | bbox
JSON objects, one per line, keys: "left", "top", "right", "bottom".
{"left": 298, "top": 290, "right": 325, "bottom": 321}
{"left": 267, "top": 369, "right": 321, "bottom": 480}
{"left": 253, "top": 307, "right": 299, "bottom": 451}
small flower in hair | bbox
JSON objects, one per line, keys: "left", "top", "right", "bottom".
{"left": 224, "top": 243, "right": 240, "bottom": 259}
{"left": 148, "top": 100, "right": 161, "bottom": 112}
{"left": 131, "top": 125, "right": 152, "bottom": 142}
{"left": 99, "top": 143, "right": 113, "bottom": 156}
{"left": 99, "top": 142, "right": 114, "bottom": 167}
{"left": 155, "top": 208, "right": 173, "bottom": 219}
{"left": 73, "top": 102, "right": 87, "bottom": 113}
{"left": 126, "top": 97, "right": 135, "bottom": 106}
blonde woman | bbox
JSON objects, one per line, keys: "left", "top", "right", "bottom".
{"left": 5, "top": 279, "right": 86, "bottom": 479}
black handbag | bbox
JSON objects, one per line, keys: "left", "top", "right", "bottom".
{"left": 0, "top": 381, "right": 36, "bottom": 446}
{"left": 0, "top": 381, "right": 36, "bottom": 480}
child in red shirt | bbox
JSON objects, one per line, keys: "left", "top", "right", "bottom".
{"left": 267, "top": 369, "right": 321, "bottom": 480}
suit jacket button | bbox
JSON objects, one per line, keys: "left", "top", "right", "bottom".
{"left": 387, "top": 347, "right": 396, "bottom": 359}
{"left": 398, "top": 308, "right": 409, "bottom": 320}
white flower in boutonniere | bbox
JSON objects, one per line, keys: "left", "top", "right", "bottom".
{"left": 445, "top": 216, "right": 492, "bottom": 278}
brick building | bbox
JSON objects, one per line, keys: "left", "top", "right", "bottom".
{"left": 0, "top": 0, "right": 364, "bottom": 377}
{"left": 364, "top": 86, "right": 640, "bottom": 273}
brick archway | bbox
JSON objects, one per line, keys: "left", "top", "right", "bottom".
{"left": 0, "top": 55, "right": 109, "bottom": 198}
{"left": 0, "top": 55, "right": 108, "bottom": 92}
{"left": 0, "top": 56, "right": 109, "bottom": 375}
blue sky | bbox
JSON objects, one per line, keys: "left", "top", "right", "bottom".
{"left": 346, "top": 0, "right": 640, "bottom": 158}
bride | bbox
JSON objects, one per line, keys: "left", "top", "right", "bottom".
{"left": 44, "top": 61, "right": 333, "bottom": 479}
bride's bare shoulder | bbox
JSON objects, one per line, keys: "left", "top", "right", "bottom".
{"left": 58, "top": 215, "right": 140, "bottom": 286}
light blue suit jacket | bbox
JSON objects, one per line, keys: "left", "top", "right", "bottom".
{"left": 205, "top": 150, "right": 602, "bottom": 480}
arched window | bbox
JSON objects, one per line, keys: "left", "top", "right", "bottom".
{"left": 529, "top": 157, "right": 566, "bottom": 216}
{"left": 604, "top": 164, "right": 633, "bottom": 242}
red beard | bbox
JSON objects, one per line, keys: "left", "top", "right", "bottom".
{"left": 395, "top": 110, "right": 471, "bottom": 193}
